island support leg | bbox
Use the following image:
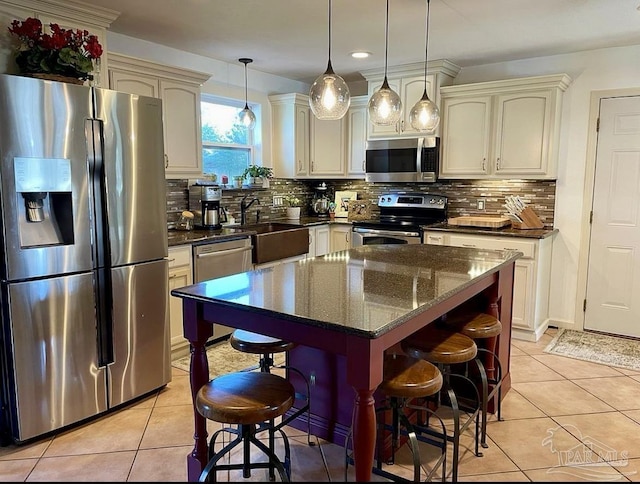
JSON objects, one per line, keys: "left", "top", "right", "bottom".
{"left": 352, "top": 389, "right": 377, "bottom": 482}
{"left": 182, "top": 300, "right": 214, "bottom": 482}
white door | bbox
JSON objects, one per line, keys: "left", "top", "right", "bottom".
{"left": 585, "top": 96, "right": 640, "bottom": 337}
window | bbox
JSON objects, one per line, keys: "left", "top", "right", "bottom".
{"left": 201, "top": 95, "right": 257, "bottom": 181}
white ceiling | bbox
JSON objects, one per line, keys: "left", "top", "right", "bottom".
{"left": 76, "top": 0, "right": 640, "bottom": 84}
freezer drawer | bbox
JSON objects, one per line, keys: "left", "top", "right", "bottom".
{"left": 109, "top": 259, "right": 170, "bottom": 407}
{"left": 3, "top": 272, "right": 106, "bottom": 443}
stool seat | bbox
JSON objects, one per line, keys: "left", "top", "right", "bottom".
{"left": 196, "top": 371, "right": 295, "bottom": 482}
{"left": 380, "top": 354, "right": 443, "bottom": 399}
{"left": 401, "top": 326, "right": 477, "bottom": 365}
{"left": 230, "top": 329, "right": 296, "bottom": 355}
{"left": 449, "top": 313, "right": 502, "bottom": 339}
{"left": 197, "top": 372, "right": 295, "bottom": 425}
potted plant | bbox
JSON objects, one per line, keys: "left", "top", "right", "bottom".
{"left": 284, "top": 194, "right": 302, "bottom": 219}
{"left": 8, "top": 17, "right": 103, "bottom": 83}
{"left": 242, "top": 165, "right": 274, "bottom": 187}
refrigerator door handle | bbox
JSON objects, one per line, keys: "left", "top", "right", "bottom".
{"left": 86, "top": 118, "right": 114, "bottom": 367}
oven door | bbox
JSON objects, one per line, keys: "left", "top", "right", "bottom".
{"left": 351, "top": 227, "right": 422, "bottom": 246}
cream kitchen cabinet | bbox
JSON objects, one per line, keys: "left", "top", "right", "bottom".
{"left": 308, "top": 224, "right": 331, "bottom": 257}
{"left": 168, "top": 245, "right": 193, "bottom": 359}
{"left": 270, "top": 93, "right": 310, "bottom": 178}
{"left": 423, "top": 231, "right": 553, "bottom": 342}
{"left": 310, "top": 115, "right": 346, "bottom": 177}
{"left": 360, "top": 60, "right": 460, "bottom": 139}
{"left": 330, "top": 224, "right": 352, "bottom": 252}
{"left": 347, "top": 95, "right": 368, "bottom": 177}
{"left": 439, "top": 74, "right": 571, "bottom": 180}
{"left": 0, "top": 0, "right": 117, "bottom": 87}
{"left": 108, "top": 53, "right": 210, "bottom": 179}
{"left": 270, "top": 93, "right": 366, "bottom": 179}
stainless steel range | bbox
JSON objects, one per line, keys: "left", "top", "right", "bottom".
{"left": 351, "top": 192, "right": 448, "bottom": 246}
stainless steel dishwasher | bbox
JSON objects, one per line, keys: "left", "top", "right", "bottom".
{"left": 193, "top": 237, "right": 253, "bottom": 340}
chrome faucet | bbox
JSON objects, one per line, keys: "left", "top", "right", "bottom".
{"left": 240, "top": 194, "right": 261, "bottom": 225}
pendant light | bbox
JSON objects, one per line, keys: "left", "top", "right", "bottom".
{"left": 309, "top": 0, "right": 351, "bottom": 120}
{"left": 409, "top": 0, "right": 440, "bottom": 132}
{"left": 238, "top": 58, "right": 256, "bottom": 129}
{"left": 368, "top": 0, "right": 402, "bottom": 127}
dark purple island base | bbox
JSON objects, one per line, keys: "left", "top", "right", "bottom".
{"left": 171, "top": 244, "right": 520, "bottom": 482}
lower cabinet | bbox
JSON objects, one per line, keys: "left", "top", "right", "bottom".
{"left": 330, "top": 224, "right": 352, "bottom": 252}
{"left": 423, "top": 231, "right": 553, "bottom": 342}
{"left": 308, "top": 224, "right": 331, "bottom": 257}
{"left": 168, "top": 245, "right": 193, "bottom": 359}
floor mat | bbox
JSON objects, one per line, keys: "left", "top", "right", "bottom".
{"left": 172, "top": 339, "right": 286, "bottom": 378}
{"left": 543, "top": 328, "right": 640, "bottom": 371}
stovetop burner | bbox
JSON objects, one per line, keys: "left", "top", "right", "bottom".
{"left": 352, "top": 192, "right": 448, "bottom": 231}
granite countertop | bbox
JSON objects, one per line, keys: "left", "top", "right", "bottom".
{"left": 423, "top": 222, "right": 558, "bottom": 239}
{"left": 171, "top": 244, "right": 521, "bottom": 338}
{"left": 167, "top": 216, "right": 352, "bottom": 247}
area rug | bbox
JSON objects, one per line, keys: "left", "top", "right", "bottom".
{"left": 544, "top": 328, "right": 640, "bottom": 371}
{"left": 172, "top": 339, "right": 285, "bottom": 378}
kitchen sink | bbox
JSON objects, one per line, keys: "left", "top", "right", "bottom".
{"left": 240, "top": 222, "right": 310, "bottom": 264}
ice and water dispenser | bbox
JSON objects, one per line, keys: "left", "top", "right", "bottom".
{"left": 14, "top": 157, "right": 74, "bottom": 247}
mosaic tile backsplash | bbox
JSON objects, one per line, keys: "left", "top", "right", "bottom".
{"left": 166, "top": 178, "right": 556, "bottom": 230}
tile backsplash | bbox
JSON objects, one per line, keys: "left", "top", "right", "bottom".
{"left": 166, "top": 178, "right": 555, "bottom": 230}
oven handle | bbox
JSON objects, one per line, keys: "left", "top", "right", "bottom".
{"left": 352, "top": 227, "right": 421, "bottom": 238}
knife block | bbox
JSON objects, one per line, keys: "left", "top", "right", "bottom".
{"left": 512, "top": 207, "right": 544, "bottom": 229}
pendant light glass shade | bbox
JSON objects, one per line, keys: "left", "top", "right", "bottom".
{"left": 238, "top": 58, "right": 256, "bottom": 129}
{"left": 410, "top": 0, "right": 440, "bottom": 132}
{"left": 369, "top": 0, "right": 402, "bottom": 126}
{"left": 368, "top": 78, "right": 402, "bottom": 126}
{"left": 309, "top": 0, "right": 350, "bottom": 120}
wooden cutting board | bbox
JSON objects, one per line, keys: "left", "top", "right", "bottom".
{"left": 448, "top": 216, "right": 512, "bottom": 228}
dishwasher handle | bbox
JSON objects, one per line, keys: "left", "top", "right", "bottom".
{"left": 195, "top": 245, "right": 253, "bottom": 259}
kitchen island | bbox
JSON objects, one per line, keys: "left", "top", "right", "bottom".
{"left": 171, "top": 244, "right": 520, "bottom": 482}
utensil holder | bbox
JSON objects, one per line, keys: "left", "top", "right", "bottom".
{"left": 512, "top": 207, "right": 544, "bottom": 229}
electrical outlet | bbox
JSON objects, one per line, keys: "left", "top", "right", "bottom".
{"left": 477, "top": 198, "right": 486, "bottom": 210}
{"left": 273, "top": 195, "right": 284, "bottom": 207}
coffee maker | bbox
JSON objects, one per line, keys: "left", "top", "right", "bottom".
{"left": 188, "top": 185, "right": 225, "bottom": 229}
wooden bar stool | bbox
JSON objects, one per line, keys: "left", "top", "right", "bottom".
{"left": 345, "top": 353, "right": 448, "bottom": 482}
{"left": 196, "top": 371, "right": 295, "bottom": 482}
{"left": 446, "top": 312, "right": 504, "bottom": 450}
{"left": 401, "top": 325, "right": 482, "bottom": 483}
{"left": 229, "top": 329, "right": 313, "bottom": 446}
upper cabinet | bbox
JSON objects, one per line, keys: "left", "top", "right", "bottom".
{"left": 0, "top": 0, "right": 118, "bottom": 88}
{"left": 269, "top": 92, "right": 366, "bottom": 179}
{"left": 439, "top": 74, "right": 572, "bottom": 180}
{"left": 360, "top": 60, "right": 460, "bottom": 139}
{"left": 270, "top": 93, "right": 310, "bottom": 178}
{"left": 108, "top": 53, "right": 211, "bottom": 179}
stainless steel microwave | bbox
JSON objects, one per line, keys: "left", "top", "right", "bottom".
{"left": 365, "top": 137, "right": 439, "bottom": 183}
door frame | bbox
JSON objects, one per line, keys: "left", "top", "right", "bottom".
{"left": 576, "top": 87, "right": 640, "bottom": 330}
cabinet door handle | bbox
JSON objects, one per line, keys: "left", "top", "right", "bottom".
{"left": 164, "top": 154, "right": 169, "bottom": 168}
{"left": 482, "top": 158, "right": 486, "bottom": 171}
{"left": 496, "top": 157, "right": 500, "bottom": 170}
{"left": 461, "top": 243, "right": 477, "bottom": 248}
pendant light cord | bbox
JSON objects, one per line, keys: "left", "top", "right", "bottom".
{"left": 328, "top": 0, "right": 332, "bottom": 62}
{"left": 244, "top": 62, "right": 249, "bottom": 108}
{"left": 423, "top": 0, "right": 431, "bottom": 91}
{"left": 384, "top": 0, "right": 390, "bottom": 78}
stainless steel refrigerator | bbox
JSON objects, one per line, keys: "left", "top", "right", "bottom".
{"left": 0, "top": 74, "right": 171, "bottom": 444}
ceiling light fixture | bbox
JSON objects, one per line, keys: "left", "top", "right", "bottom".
{"left": 238, "top": 58, "right": 256, "bottom": 129}
{"left": 350, "top": 51, "right": 371, "bottom": 59}
{"left": 409, "top": 0, "right": 440, "bottom": 132}
{"left": 309, "top": 0, "right": 351, "bottom": 120}
{"left": 368, "top": 0, "right": 402, "bottom": 126}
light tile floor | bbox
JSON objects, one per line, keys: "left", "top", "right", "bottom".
{"left": 2, "top": 328, "right": 640, "bottom": 482}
